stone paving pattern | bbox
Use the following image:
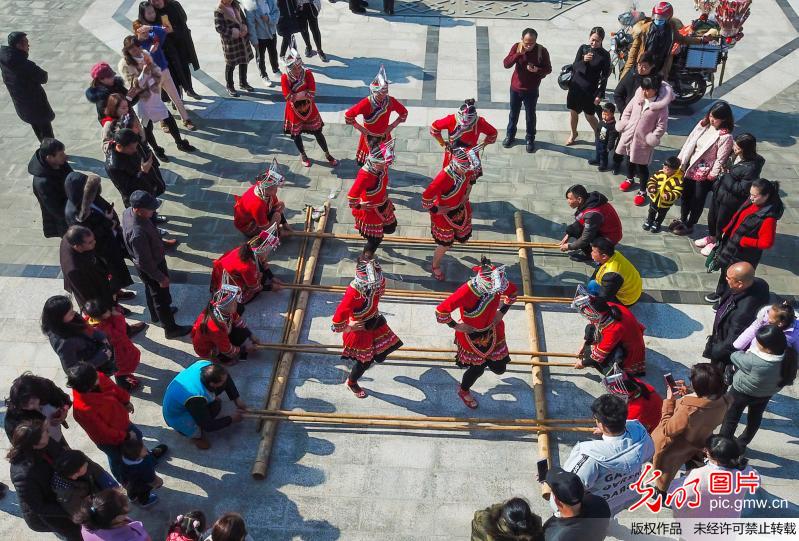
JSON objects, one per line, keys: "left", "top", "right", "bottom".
{"left": 0, "top": 0, "right": 797, "bottom": 539}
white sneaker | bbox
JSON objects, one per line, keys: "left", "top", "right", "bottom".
{"left": 700, "top": 242, "right": 716, "bottom": 256}
{"left": 261, "top": 74, "right": 271, "bottom": 86}
{"left": 694, "top": 236, "right": 714, "bottom": 248}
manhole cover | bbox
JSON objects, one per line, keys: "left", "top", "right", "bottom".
{"left": 394, "top": 0, "right": 587, "bottom": 19}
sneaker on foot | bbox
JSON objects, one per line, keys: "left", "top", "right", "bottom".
{"left": 619, "top": 179, "right": 635, "bottom": 191}
{"left": 588, "top": 159, "right": 600, "bottom": 166}
{"left": 650, "top": 222, "right": 661, "bottom": 233}
{"left": 226, "top": 87, "right": 239, "bottom": 97}
{"left": 525, "top": 140, "right": 535, "bottom": 153}
{"left": 300, "top": 155, "right": 311, "bottom": 167}
{"left": 325, "top": 154, "right": 339, "bottom": 166}
{"left": 502, "top": 135, "right": 514, "bottom": 148}
{"left": 695, "top": 236, "right": 715, "bottom": 248}
{"left": 633, "top": 191, "right": 647, "bottom": 206}
{"left": 642, "top": 221, "right": 652, "bottom": 231}
{"left": 305, "top": 47, "right": 316, "bottom": 57}
{"left": 134, "top": 493, "right": 159, "bottom": 508}
{"left": 239, "top": 82, "right": 255, "bottom": 92}
{"left": 597, "top": 165, "right": 610, "bottom": 172}
{"left": 704, "top": 293, "right": 721, "bottom": 303}
{"left": 318, "top": 50, "right": 328, "bottom": 62}
{"left": 700, "top": 242, "right": 716, "bottom": 256}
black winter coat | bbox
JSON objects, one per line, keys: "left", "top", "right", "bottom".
{"left": 4, "top": 380, "right": 71, "bottom": 441}
{"left": 711, "top": 154, "right": 766, "bottom": 215}
{"left": 105, "top": 146, "right": 165, "bottom": 206}
{"left": 613, "top": 67, "right": 644, "bottom": 115}
{"left": 704, "top": 277, "right": 770, "bottom": 365}
{"left": 60, "top": 239, "right": 116, "bottom": 309}
{"left": 0, "top": 45, "right": 54, "bottom": 124}
{"left": 570, "top": 45, "right": 611, "bottom": 98}
{"left": 716, "top": 197, "right": 785, "bottom": 268}
{"left": 28, "top": 149, "right": 73, "bottom": 238}
{"left": 9, "top": 440, "right": 82, "bottom": 540}
{"left": 85, "top": 77, "right": 131, "bottom": 124}
{"left": 46, "top": 329, "right": 116, "bottom": 376}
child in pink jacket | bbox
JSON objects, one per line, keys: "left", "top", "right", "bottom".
{"left": 615, "top": 75, "right": 674, "bottom": 206}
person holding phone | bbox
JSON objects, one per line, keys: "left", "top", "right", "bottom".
{"left": 502, "top": 28, "right": 551, "bottom": 153}
{"left": 565, "top": 27, "right": 610, "bottom": 146}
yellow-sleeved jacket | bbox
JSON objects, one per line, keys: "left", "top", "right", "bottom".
{"left": 646, "top": 168, "right": 685, "bottom": 209}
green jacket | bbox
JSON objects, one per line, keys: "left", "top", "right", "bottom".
{"left": 731, "top": 349, "right": 784, "bottom": 398}
{"left": 471, "top": 503, "right": 543, "bottom": 541}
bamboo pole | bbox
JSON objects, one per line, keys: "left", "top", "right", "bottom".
{"left": 515, "top": 211, "right": 552, "bottom": 498}
{"left": 252, "top": 201, "right": 330, "bottom": 480}
{"left": 246, "top": 408, "right": 593, "bottom": 426}
{"left": 290, "top": 230, "right": 559, "bottom": 250}
{"left": 253, "top": 343, "right": 577, "bottom": 367}
{"left": 280, "top": 283, "right": 572, "bottom": 304}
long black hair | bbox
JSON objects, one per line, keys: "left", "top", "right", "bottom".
{"left": 705, "top": 100, "right": 735, "bottom": 131}
{"left": 41, "top": 295, "right": 85, "bottom": 338}
{"left": 734, "top": 133, "right": 757, "bottom": 161}
{"left": 75, "top": 488, "right": 129, "bottom": 530}
{"left": 6, "top": 419, "right": 47, "bottom": 463}
{"left": 6, "top": 373, "right": 70, "bottom": 414}
{"left": 705, "top": 434, "right": 748, "bottom": 470}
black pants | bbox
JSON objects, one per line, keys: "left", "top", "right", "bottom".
{"left": 707, "top": 200, "right": 739, "bottom": 239}
{"left": 144, "top": 115, "right": 182, "bottom": 148}
{"left": 460, "top": 357, "right": 509, "bottom": 391}
{"left": 217, "top": 326, "right": 253, "bottom": 363}
{"left": 349, "top": 360, "right": 373, "bottom": 383}
{"left": 225, "top": 63, "right": 249, "bottom": 89}
{"left": 138, "top": 261, "right": 177, "bottom": 330}
{"left": 506, "top": 88, "right": 539, "bottom": 141}
{"left": 298, "top": 5, "right": 323, "bottom": 51}
{"left": 257, "top": 38, "right": 280, "bottom": 76}
{"left": 680, "top": 178, "right": 714, "bottom": 226}
{"left": 594, "top": 140, "right": 609, "bottom": 168}
{"left": 646, "top": 205, "right": 670, "bottom": 226}
{"left": 31, "top": 121, "right": 54, "bottom": 142}
{"left": 126, "top": 482, "right": 152, "bottom": 505}
{"left": 564, "top": 222, "right": 590, "bottom": 257}
{"left": 627, "top": 162, "right": 649, "bottom": 190}
{"left": 280, "top": 36, "right": 292, "bottom": 57}
{"left": 292, "top": 131, "right": 330, "bottom": 156}
{"left": 720, "top": 387, "right": 772, "bottom": 446}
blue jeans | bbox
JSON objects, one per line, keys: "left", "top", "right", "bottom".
{"left": 97, "top": 423, "right": 142, "bottom": 483}
{"left": 506, "top": 88, "right": 539, "bottom": 141}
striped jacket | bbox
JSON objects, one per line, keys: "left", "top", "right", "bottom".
{"left": 646, "top": 168, "right": 684, "bottom": 209}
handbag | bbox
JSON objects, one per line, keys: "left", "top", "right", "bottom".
{"left": 704, "top": 242, "right": 721, "bottom": 272}
{"left": 722, "top": 363, "right": 736, "bottom": 387}
{"left": 557, "top": 64, "right": 573, "bottom": 91}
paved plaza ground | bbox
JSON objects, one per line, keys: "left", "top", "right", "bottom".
{"left": 0, "top": 0, "right": 798, "bottom": 539}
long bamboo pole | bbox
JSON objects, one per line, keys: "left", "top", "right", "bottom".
{"left": 252, "top": 201, "right": 330, "bottom": 480}
{"left": 515, "top": 211, "right": 552, "bottom": 498}
{"left": 280, "top": 283, "right": 572, "bottom": 304}
{"left": 290, "top": 230, "right": 559, "bottom": 249}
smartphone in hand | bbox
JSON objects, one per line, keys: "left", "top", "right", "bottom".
{"left": 664, "top": 373, "right": 677, "bottom": 393}
{"left": 536, "top": 458, "right": 549, "bottom": 483}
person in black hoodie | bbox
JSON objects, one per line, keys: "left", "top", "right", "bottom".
{"left": 705, "top": 133, "right": 766, "bottom": 248}
{"left": 703, "top": 262, "right": 770, "bottom": 368}
{"left": 559, "top": 185, "right": 623, "bottom": 262}
{"left": 105, "top": 128, "right": 166, "bottom": 209}
{"left": 8, "top": 419, "right": 82, "bottom": 541}
{"left": 28, "top": 138, "right": 72, "bottom": 238}
{"left": 64, "top": 172, "right": 134, "bottom": 295}
{"left": 0, "top": 32, "right": 55, "bottom": 141}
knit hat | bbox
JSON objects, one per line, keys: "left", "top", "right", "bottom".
{"left": 90, "top": 62, "right": 115, "bottom": 81}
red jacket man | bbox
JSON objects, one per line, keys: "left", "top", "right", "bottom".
{"left": 70, "top": 370, "right": 131, "bottom": 446}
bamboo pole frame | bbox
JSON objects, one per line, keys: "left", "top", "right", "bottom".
{"left": 290, "top": 230, "right": 559, "bottom": 250}
{"left": 280, "top": 282, "right": 572, "bottom": 304}
{"left": 252, "top": 201, "right": 330, "bottom": 479}
{"left": 515, "top": 211, "right": 552, "bottom": 498}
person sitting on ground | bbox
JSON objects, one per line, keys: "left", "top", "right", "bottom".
{"left": 563, "top": 394, "right": 655, "bottom": 515}
{"left": 233, "top": 158, "right": 292, "bottom": 238}
{"left": 76, "top": 488, "right": 152, "bottom": 541}
{"left": 559, "top": 185, "right": 623, "bottom": 264}
{"left": 204, "top": 512, "right": 254, "bottom": 541}
{"left": 573, "top": 290, "right": 647, "bottom": 376}
{"left": 52, "top": 450, "right": 118, "bottom": 519}
{"left": 734, "top": 300, "right": 797, "bottom": 353}
{"left": 166, "top": 510, "right": 207, "bottom": 541}
{"left": 41, "top": 295, "right": 117, "bottom": 377}
{"left": 209, "top": 225, "right": 283, "bottom": 304}
{"left": 471, "top": 497, "right": 544, "bottom": 541}
{"left": 642, "top": 155, "right": 684, "bottom": 233}
{"left": 191, "top": 283, "right": 262, "bottom": 365}
{"left": 119, "top": 436, "right": 163, "bottom": 508}
{"left": 542, "top": 467, "right": 611, "bottom": 541}
{"left": 601, "top": 367, "right": 663, "bottom": 432}
{"left": 4, "top": 372, "right": 72, "bottom": 447}
{"left": 587, "top": 237, "right": 642, "bottom": 306}
{"left": 84, "top": 299, "right": 142, "bottom": 392}
{"left": 162, "top": 361, "right": 248, "bottom": 450}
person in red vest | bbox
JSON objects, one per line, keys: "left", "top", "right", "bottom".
{"left": 435, "top": 258, "right": 518, "bottom": 409}
{"left": 348, "top": 140, "right": 398, "bottom": 258}
{"left": 344, "top": 65, "right": 408, "bottom": 165}
{"left": 191, "top": 283, "right": 261, "bottom": 366}
{"left": 210, "top": 225, "right": 283, "bottom": 304}
{"left": 572, "top": 287, "right": 646, "bottom": 376}
{"left": 332, "top": 257, "right": 403, "bottom": 398}
{"left": 559, "top": 184, "right": 622, "bottom": 263}
{"left": 601, "top": 366, "right": 663, "bottom": 433}
{"left": 232, "top": 158, "right": 292, "bottom": 238}
{"left": 429, "top": 99, "right": 497, "bottom": 168}
{"left": 422, "top": 146, "right": 482, "bottom": 281}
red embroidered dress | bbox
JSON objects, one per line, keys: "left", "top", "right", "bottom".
{"left": 282, "top": 69, "right": 323, "bottom": 135}
{"left": 345, "top": 96, "right": 408, "bottom": 164}
{"left": 435, "top": 281, "right": 518, "bottom": 365}
{"left": 331, "top": 279, "right": 402, "bottom": 364}
{"left": 430, "top": 114, "right": 497, "bottom": 167}
{"left": 210, "top": 247, "right": 263, "bottom": 304}
{"left": 421, "top": 168, "right": 477, "bottom": 245}
{"left": 233, "top": 186, "right": 282, "bottom": 237}
{"left": 348, "top": 167, "right": 397, "bottom": 239}
{"left": 589, "top": 302, "right": 646, "bottom": 375}
{"left": 191, "top": 310, "right": 247, "bottom": 359}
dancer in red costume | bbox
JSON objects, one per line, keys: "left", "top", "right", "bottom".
{"left": 435, "top": 258, "right": 518, "bottom": 409}
{"left": 332, "top": 257, "right": 403, "bottom": 398}
{"left": 281, "top": 44, "right": 338, "bottom": 168}
{"left": 344, "top": 65, "right": 407, "bottom": 165}
{"left": 430, "top": 99, "right": 497, "bottom": 168}
{"left": 421, "top": 146, "right": 482, "bottom": 281}
{"left": 233, "top": 158, "right": 292, "bottom": 238}
{"left": 210, "top": 224, "right": 283, "bottom": 304}
{"left": 348, "top": 139, "right": 398, "bottom": 258}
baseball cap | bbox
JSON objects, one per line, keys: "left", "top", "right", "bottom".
{"left": 546, "top": 467, "right": 585, "bottom": 506}
{"left": 129, "top": 190, "right": 161, "bottom": 210}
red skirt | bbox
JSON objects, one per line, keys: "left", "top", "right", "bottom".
{"left": 453, "top": 321, "right": 509, "bottom": 366}
{"left": 284, "top": 99, "right": 324, "bottom": 136}
{"left": 430, "top": 202, "right": 472, "bottom": 246}
{"left": 355, "top": 132, "right": 392, "bottom": 164}
{"left": 341, "top": 318, "right": 403, "bottom": 364}
{"left": 353, "top": 199, "right": 397, "bottom": 239}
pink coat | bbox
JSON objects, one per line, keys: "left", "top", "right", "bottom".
{"left": 677, "top": 121, "right": 734, "bottom": 182}
{"left": 615, "top": 82, "right": 674, "bottom": 165}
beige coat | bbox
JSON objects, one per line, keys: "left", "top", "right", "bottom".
{"left": 651, "top": 394, "right": 732, "bottom": 491}
{"left": 621, "top": 17, "right": 702, "bottom": 79}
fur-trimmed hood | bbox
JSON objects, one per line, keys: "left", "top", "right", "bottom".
{"left": 65, "top": 172, "right": 102, "bottom": 223}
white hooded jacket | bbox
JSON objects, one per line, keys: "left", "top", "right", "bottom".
{"left": 562, "top": 419, "right": 655, "bottom": 515}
